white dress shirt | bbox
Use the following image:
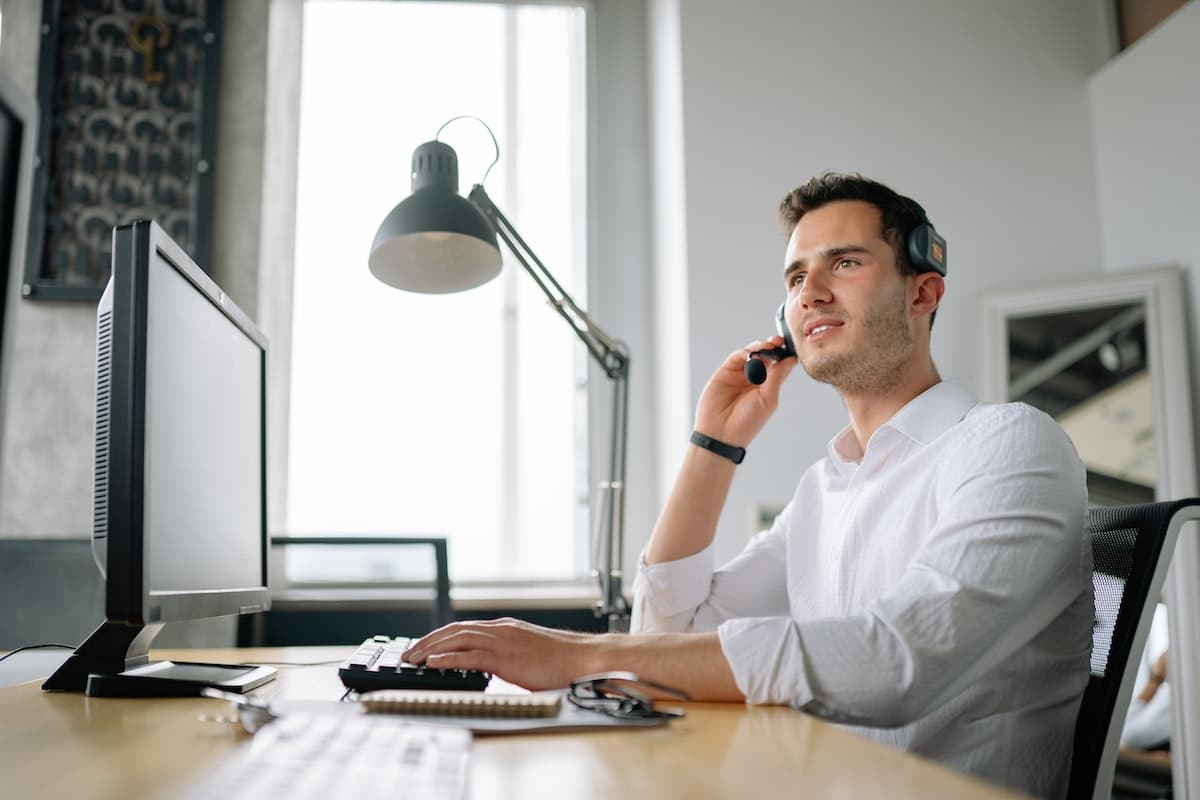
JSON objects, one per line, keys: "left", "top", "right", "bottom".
{"left": 632, "top": 380, "right": 1092, "bottom": 798}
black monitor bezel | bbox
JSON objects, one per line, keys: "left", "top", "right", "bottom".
{"left": 105, "top": 220, "right": 270, "bottom": 626}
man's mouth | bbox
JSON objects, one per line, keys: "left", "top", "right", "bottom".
{"left": 804, "top": 319, "right": 844, "bottom": 337}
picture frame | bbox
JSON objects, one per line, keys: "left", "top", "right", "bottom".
{"left": 23, "top": 0, "right": 223, "bottom": 301}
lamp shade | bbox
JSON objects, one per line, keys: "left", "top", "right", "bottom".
{"left": 369, "top": 140, "right": 503, "bottom": 293}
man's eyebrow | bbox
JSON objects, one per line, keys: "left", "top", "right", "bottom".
{"left": 782, "top": 245, "right": 872, "bottom": 279}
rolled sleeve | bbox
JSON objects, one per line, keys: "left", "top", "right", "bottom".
{"left": 632, "top": 507, "right": 792, "bottom": 634}
{"left": 630, "top": 544, "right": 717, "bottom": 632}
{"left": 718, "top": 616, "right": 815, "bottom": 708}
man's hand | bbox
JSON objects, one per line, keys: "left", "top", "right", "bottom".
{"left": 404, "top": 620, "right": 743, "bottom": 700}
{"left": 1138, "top": 650, "right": 1169, "bottom": 703}
{"left": 402, "top": 618, "right": 596, "bottom": 691}
{"left": 695, "top": 335, "right": 796, "bottom": 448}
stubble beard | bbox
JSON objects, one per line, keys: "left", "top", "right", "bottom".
{"left": 799, "top": 286, "right": 914, "bottom": 396}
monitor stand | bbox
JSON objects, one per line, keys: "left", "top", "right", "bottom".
{"left": 41, "top": 621, "right": 276, "bottom": 696}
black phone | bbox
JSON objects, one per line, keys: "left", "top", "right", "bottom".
{"left": 744, "top": 303, "right": 797, "bottom": 385}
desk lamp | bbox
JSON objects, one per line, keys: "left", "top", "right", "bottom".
{"left": 368, "top": 117, "right": 631, "bottom": 632}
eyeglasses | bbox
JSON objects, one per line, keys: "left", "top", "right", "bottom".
{"left": 199, "top": 687, "right": 279, "bottom": 733}
{"left": 567, "top": 671, "right": 690, "bottom": 720}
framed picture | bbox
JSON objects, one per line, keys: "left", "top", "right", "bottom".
{"left": 23, "top": 0, "right": 222, "bottom": 301}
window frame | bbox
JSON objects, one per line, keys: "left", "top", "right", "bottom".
{"left": 272, "top": 0, "right": 653, "bottom": 602}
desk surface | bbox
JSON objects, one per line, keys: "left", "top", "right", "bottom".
{"left": 1, "top": 647, "right": 1024, "bottom": 800}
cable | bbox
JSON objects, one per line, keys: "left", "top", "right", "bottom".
{"left": 237, "top": 659, "right": 343, "bottom": 668}
{"left": 435, "top": 115, "right": 501, "bottom": 184}
{"left": 0, "top": 643, "right": 76, "bottom": 665}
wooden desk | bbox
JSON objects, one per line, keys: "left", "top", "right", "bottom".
{"left": 0, "top": 647, "right": 1024, "bottom": 799}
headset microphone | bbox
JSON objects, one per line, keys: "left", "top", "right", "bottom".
{"left": 744, "top": 302, "right": 797, "bottom": 385}
{"left": 745, "top": 355, "right": 767, "bottom": 385}
{"left": 744, "top": 346, "right": 793, "bottom": 385}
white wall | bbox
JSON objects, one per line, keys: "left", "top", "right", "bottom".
{"left": 1089, "top": 1, "right": 1200, "bottom": 422}
{"left": 1088, "top": 5, "right": 1200, "bottom": 795}
{"left": 644, "top": 0, "right": 1113, "bottom": 566}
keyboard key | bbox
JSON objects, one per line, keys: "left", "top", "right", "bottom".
{"left": 176, "top": 712, "right": 470, "bottom": 800}
{"left": 344, "top": 646, "right": 382, "bottom": 670}
{"left": 338, "top": 636, "right": 489, "bottom": 692}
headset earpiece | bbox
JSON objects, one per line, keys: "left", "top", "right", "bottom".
{"left": 905, "top": 221, "right": 947, "bottom": 277}
{"left": 903, "top": 199, "right": 947, "bottom": 277}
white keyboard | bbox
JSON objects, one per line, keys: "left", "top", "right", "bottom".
{"left": 176, "top": 711, "right": 471, "bottom": 800}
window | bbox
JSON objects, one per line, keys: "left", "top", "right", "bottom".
{"left": 287, "top": 1, "right": 589, "bottom": 583}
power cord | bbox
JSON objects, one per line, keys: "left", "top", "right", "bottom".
{"left": 0, "top": 643, "right": 76, "bottom": 664}
{"left": 237, "top": 659, "right": 343, "bottom": 668}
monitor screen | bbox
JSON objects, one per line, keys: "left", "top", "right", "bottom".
{"left": 142, "top": 237, "right": 263, "bottom": 602}
{"left": 44, "top": 220, "right": 274, "bottom": 695}
{"left": 0, "top": 71, "right": 37, "bottom": 468}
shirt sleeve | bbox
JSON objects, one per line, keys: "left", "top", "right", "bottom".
{"left": 718, "top": 406, "right": 1089, "bottom": 725}
{"left": 1122, "top": 686, "right": 1173, "bottom": 749}
{"left": 630, "top": 502, "right": 792, "bottom": 634}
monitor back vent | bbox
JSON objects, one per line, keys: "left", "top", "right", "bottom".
{"left": 93, "top": 308, "right": 112, "bottom": 545}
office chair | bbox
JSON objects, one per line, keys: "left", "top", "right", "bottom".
{"left": 1068, "top": 498, "right": 1200, "bottom": 800}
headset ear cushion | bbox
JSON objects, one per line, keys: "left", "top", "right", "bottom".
{"left": 906, "top": 223, "right": 947, "bottom": 276}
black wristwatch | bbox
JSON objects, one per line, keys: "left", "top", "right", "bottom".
{"left": 689, "top": 431, "right": 746, "bottom": 464}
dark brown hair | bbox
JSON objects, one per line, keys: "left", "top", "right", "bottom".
{"left": 779, "top": 173, "right": 932, "bottom": 278}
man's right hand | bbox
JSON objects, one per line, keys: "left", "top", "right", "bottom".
{"left": 694, "top": 335, "right": 797, "bottom": 448}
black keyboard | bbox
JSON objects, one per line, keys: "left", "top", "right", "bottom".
{"left": 338, "top": 635, "right": 490, "bottom": 692}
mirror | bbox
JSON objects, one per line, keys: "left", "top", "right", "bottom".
{"left": 980, "top": 265, "right": 1200, "bottom": 795}
{"left": 1007, "top": 300, "right": 1154, "bottom": 505}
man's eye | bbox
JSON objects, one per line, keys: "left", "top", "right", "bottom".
{"left": 789, "top": 273, "right": 806, "bottom": 287}
{"left": 836, "top": 259, "right": 856, "bottom": 270}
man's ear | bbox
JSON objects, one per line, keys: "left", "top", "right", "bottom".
{"left": 911, "top": 272, "right": 945, "bottom": 318}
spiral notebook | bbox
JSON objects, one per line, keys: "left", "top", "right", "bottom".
{"left": 359, "top": 689, "right": 678, "bottom": 735}
{"left": 362, "top": 689, "right": 561, "bottom": 718}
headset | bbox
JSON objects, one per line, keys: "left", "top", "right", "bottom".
{"left": 904, "top": 206, "right": 947, "bottom": 277}
{"left": 743, "top": 207, "right": 946, "bottom": 385}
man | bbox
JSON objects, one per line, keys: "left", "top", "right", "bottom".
{"left": 404, "top": 173, "right": 1093, "bottom": 797}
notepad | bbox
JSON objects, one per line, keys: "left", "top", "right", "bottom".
{"left": 361, "top": 689, "right": 562, "bottom": 718}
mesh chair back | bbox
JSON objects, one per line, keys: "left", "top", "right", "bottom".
{"left": 1069, "top": 498, "right": 1200, "bottom": 800}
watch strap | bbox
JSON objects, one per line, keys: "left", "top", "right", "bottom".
{"left": 689, "top": 431, "right": 746, "bottom": 464}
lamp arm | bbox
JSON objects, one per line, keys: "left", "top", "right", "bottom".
{"left": 468, "top": 185, "right": 628, "bottom": 380}
{"left": 467, "top": 184, "right": 630, "bottom": 630}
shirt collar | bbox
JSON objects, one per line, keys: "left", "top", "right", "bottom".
{"left": 887, "top": 379, "right": 977, "bottom": 446}
{"left": 826, "top": 380, "right": 977, "bottom": 467}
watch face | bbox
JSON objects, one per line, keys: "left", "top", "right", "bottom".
{"left": 690, "top": 432, "right": 744, "bottom": 463}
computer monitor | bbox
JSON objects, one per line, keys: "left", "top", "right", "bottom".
{"left": 0, "top": 71, "right": 37, "bottom": 469}
{"left": 43, "top": 220, "right": 276, "bottom": 696}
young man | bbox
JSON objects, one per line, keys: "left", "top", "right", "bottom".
{"left": 404, "top": 174, "right": 1093, "bottom": 797}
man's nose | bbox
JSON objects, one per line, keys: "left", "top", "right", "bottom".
{"left": 800, "top": 268, "right": 832, "bottom": 307}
